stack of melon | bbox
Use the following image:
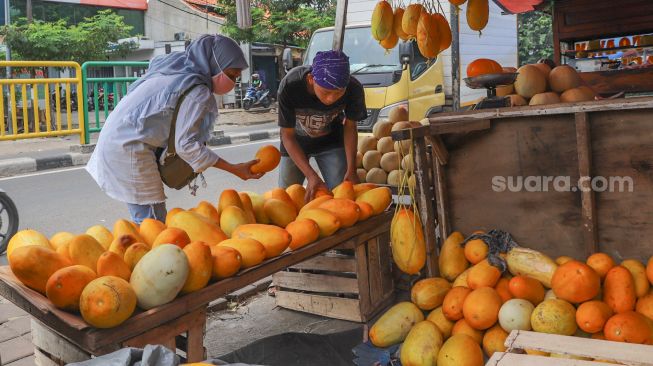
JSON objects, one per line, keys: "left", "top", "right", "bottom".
{"left": 370, "top": 0, "right": 454, "bottom": 56}
{"left": 357, "top": 105, "right": 418, "bottom": 189}
{"left": 369, "top": 231, "right": 653, "bottom": 365}
{"left": 509, "top": 63, "right": 596, "bottom": 106}
{"left": 6, "top": 178, "right": 392, "bottom": 329}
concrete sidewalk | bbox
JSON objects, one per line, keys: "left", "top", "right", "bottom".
{"left": 0, "top": 108, "right": 278, "bottom": 178}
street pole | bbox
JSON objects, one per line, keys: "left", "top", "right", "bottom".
{"left": 25, "top": 0, "right": 31, "bottom": 22}
{"left": 4, "top": 0, "right": 10, "bottom": 132}
{"left": 332, "top": 0, "right": 347, "bottom": 51}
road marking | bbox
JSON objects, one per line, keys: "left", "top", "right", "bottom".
{"left": 0, "top": 138, "right": 279, "bottom": 181}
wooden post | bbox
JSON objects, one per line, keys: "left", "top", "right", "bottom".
{"left": 332, "top": 0, "right": 348, "bottom": 51}
{"left": 574, "top": 112, "right": 598, "bottom": 255}
{"left": 450, "top": 3, "right": 461, "bottom": 111}
{"left": 413, "top": 136, "right": 439, "bottom": 277}
{"left": 433, "top": 153, "right": 451, "bottom": 244}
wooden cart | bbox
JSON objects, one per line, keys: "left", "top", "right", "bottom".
{"left": 0, "top": 211, "right": 395, "bottom": 365}
{"left": 392, "top": 97, "right": 653, "bottom": 267}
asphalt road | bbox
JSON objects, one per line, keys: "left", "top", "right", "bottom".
{"left": 0, "top": 139, "right": 281, "bottom": 265}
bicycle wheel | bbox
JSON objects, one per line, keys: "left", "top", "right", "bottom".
{"left": 0, "top": 192, "right": 19, "bottom": 254}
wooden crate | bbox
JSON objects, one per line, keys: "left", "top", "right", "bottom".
{"left": 486, "top": 330, "right": 653, "bottom": 366}
{"left": 30, "top": 307, "right": 207, "bottom": 365}
{"left": 273, "top": 230, "right": 395, "bottom": 322}
{"left": 391, "top": 97, "right": 653, "bottom": 263}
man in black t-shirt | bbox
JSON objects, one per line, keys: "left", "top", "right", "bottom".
{"left": 277, "top": 50, "right": 367, "bottom": 201}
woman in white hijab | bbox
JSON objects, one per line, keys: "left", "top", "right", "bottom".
{"left": 86, "top": 34, "right": 262, "bottom": 224}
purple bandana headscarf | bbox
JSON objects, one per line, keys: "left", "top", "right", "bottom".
{"left": 311, "top": 50, "right": 350, "bottom": 90}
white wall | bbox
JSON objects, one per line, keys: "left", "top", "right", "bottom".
{"left": 345, "top": 0, "right": 518, "bottom": 105}
{"left": 458, "top": 1, "right": 518, "bottom": 104}
{"left": 144, "top": 0, "right": 224, "bottom": 43}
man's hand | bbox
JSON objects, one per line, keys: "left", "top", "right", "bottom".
{"left": 305, "top": 174, "right": 328, "bottom": 202}
{"left": 344, "top": 169, "right": 360, "bottom": 184}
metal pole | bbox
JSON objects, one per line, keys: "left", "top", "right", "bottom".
{"left": 450, "top": 3, "right": 460, "bottom": 111}
{"left": 25, "top": 0, "right": 31, "bottom": 22}
{"left": 4, "top": 0, "right": 11, "bottom": 76}
{"left": 332, "top": 0, "right": 347, "bottom": 51}
{"left": 4, "top": 0, "right": 11, "bottom": 133}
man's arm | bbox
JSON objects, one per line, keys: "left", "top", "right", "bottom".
{"left": 281, "top": 127, "right": 328, "bottom": 201}
{"left": 342, "top": 118, "right": 360, "bottom": 183}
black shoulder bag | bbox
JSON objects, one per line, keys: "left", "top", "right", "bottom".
{"left": 156, "top": 85, "right": 201, "bottom": 190}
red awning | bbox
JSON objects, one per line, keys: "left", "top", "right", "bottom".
{"left": 492, "top": 0, "right": 545, "bottom": 14}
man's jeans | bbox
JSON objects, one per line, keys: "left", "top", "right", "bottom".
{"left": 278, "top": 147, "right": 346, "bottom": 190}
{"left": 127, "top": 202, "right": 167, "bottom": 224}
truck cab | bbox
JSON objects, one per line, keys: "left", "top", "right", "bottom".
{"left": 304, "top": 24, "right": 446, "bottom": 131}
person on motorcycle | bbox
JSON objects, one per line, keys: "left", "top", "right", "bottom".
{"left": 86, "top": 35, "right": 262, "bottom": 224}
{"left": 251, "top": 73, "right": 264, "bottom": 101}
{"left": 277, "top": 50, "right": 367, "bottom": 201}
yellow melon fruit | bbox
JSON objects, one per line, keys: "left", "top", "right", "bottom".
{"left": 46, "top": 265, "right": 97, "bottom": 311}
{"left": 85, "top": 225, "right": 113, "bottom": 250}
{"left": 371, "top": 0, "right": 393, "bottom": 41}
{"left": 531, "top": 299, "right": 578, "bottom": 335}
{"left": 139, "top": 218, "right": 166, "bottom": 247}
{"left": 96, "top": 251, "right": 132, "bottom": 281}
{"left": 50, "top": 232, "right": 75, "bottom": 251}
{"left": 332, "top": 181, "right": 356, "bottom": 201}
{"left": 192, "top": 201, "right": 220, "bottom": 225}
{"left": 427, "top": 306, "right": 455, "bottom": 339}
{"left": 437, "top": 334, "right": 484, "bottom": 366}
{"left": 9, "top": 245, "right": 71, "bottom": 294}
{"left": 68, "top": 234, "right": 105, "bottom": 271}
{"left": 80, "top": 276, "right": 136, "bottom": 328}
{"left": 401, "top": 4, "right": 423, "bottom": 38}
{"left": 549, "top": 65, "right": 581, "bottom": 93}
{"left": 416, "top": 11, "right": 441, "bottom": 59}
{"left": 411, "top": 277, "right": 452, "bottom": 310}
{"left": 123, "top": 243, "right": 150, "bottom": 270}
{"left": 318, "top": 198, "right": 361, "bottom": 228}
{"left": 180, "top": 242, "right": 213, "bottom": 294}
{"left": 466, "top": 0, "right": 489, "bottom": 33}
{"left": 285, "top": 184, "right": 306, "bottom": 212}
{"left": 7, "top": 229, "right": 52, "bottom": 259}
{"left": 297, "top": 208, "right": 341, "bottom": 237}
{"left": 529, "top": 92, "right": 561, "bottom": 106}
{"left": 439, "top": 231, "right": 469, "bottom": 281}
{"left": 393, "top": 8, "right": 409, "bottom": 41}
{"left": 369, "top": 302, "right": 425, "bottom": 347}
{"left": 400, "top": 320, "right": 444, "bottom": 366}
{"left": 514, "top": 64, "right": 547, "bottom": 98}
{"left": 218, "top": 238, "right": 267, "bottom": 268}
{"left": 168, "top": 210, "right": 228, "bottom": 246}
{"left": 391, "top": 208, "right": 426, "bottom": 275}
{"left": 231, "top": 224, "right": 291, "bottom": 258}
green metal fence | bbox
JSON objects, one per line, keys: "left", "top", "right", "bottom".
{"left": 81, "top": 61, "right": 149, "bottom": 143}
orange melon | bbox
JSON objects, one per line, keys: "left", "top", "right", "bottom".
{"left": 79, "top": 276, "right": 136, "bottom": 328}
{"left": 45, "top": 265, "right": 97, "bottom": 311}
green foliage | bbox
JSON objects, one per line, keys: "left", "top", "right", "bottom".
{"left": 222, "top": 0, "right": 336, "bottom": 47}
{"left": 1, "top": 10, "right": 136, "bottom": 64}
{"left": 518, "top": 11, "right": 553, "bottom": 65}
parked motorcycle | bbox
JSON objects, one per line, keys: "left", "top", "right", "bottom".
{"left": 50, "top": 89, "right": 78, "bottom": 111}
{"left": 0, "top": 189, "right": 19, "bottom": 255}
{"left": 87, "top": 87, "right": 115, "bottom": 111}
{"left": 243, "top": 86, "right": 271, "bottom": 110}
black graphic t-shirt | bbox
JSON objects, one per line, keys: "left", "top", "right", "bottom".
{"left": 278, "top": 66, "right": 367, "bottom": 155}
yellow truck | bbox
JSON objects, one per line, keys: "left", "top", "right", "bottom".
{"left": 304, "top": 1, "right": 519, "bottom": 130}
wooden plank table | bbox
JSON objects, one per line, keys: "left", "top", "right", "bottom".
{"left": 0, "top": 211, "right": 393, "bottom": 355}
